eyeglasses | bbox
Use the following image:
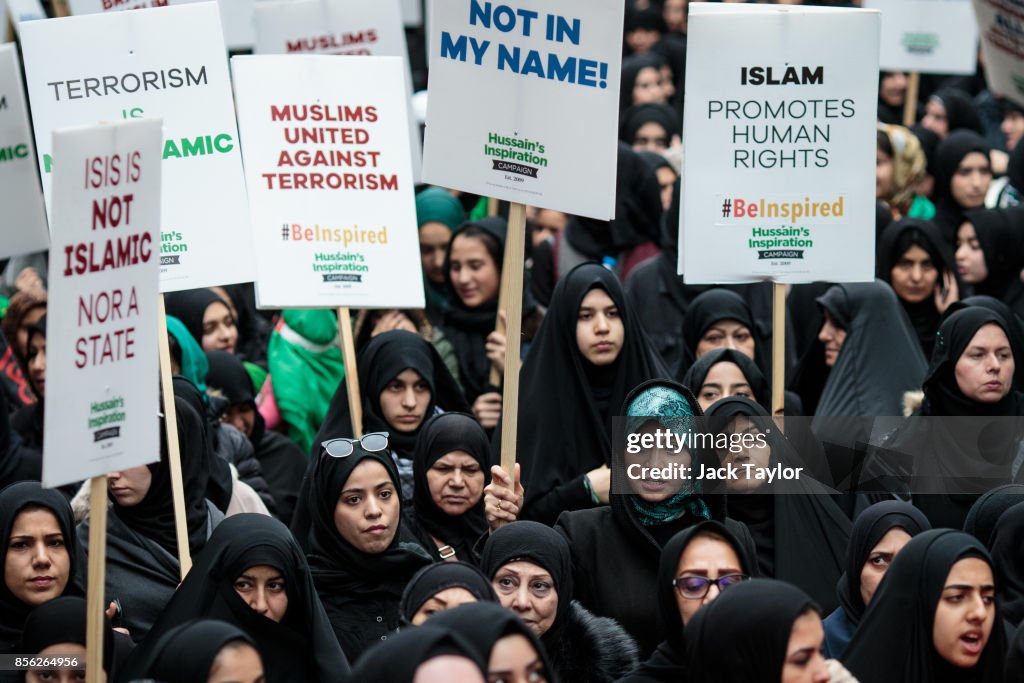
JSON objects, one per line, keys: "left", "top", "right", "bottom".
{"left": 672, "top": 574, "right": 749, "bottom": 599}
{"left": 321, "top": 432, "right": 389, "bottom": 458}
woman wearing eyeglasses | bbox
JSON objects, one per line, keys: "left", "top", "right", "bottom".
{"left": 305, "top": 434, "right": 432, "bottom": 661}
{"left": 620, "top": 520, "right": 757, "bottom": 683}
{"left": 480, "top": 520, "right": 638, "bottom": 682}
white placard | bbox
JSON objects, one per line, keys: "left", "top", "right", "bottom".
{"left": 68, "top": 0, "right": 203, "bottom": 14}
{"left": 422, "top": 0, "right": 624, "bottom": 220}
{"left": 864, "top": 0, "right": 977, "bottom": 75}
{"left": 6, "top": 0, "right": 46, "bottom": 36}
{"left": 66, "top": 0, "right": 255, "bottom": 50}
{"left": 232, "top": 55, "right": 424, "bottom": 309}
{"left": 0, "top": 43, "right": 49, "bottom": 259}
{"left": 401, "top": 0, "right": 421, "bottom": 27}
{"left": 20, "top": 3, "right": 255, "bottom": 292}
{"left": 973, "top": 0, "right": 1024, "bottom": 109}
{"left": 42, "top": 119, "right": 161, "bottom": 487}
{"left": 253, "top": 0, "right": 422, "bottom": 180}
{"left": 681, "top": 3, "right": 880, "bottom": 284}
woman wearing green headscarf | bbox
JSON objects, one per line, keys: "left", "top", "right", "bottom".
{"left": 416, "top": 186, "right": 467, "bottom": 322}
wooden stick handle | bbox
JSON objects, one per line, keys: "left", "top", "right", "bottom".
{"left": 157, "top": 295, "right": 192, "bottom": 578}
{"left": 85, "top": 476, "right": 108, "bottom": 683}
{"left": 903, "top": 72, "right": 920, "bottom": 128}
{"left": 337, "top": 307, "right": 363, "bottom": 437}
{"left": 771, "top": 282, "right": 786, "bottom": 431}
{"left": 499, "top": 203, "right": 527, "bottom": 478}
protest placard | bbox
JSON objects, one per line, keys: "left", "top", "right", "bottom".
{"left": 6, "top": 0, "right": 46, "bottom": 35}
{"left": 973, "top": 0, "right": 1024, "bottom": 108}
{"left": 67, "top": 0, "right": 255, "bottom": 50}
{"left": 681, "top": 3, "right": 880, "bottom": 284}
{"left": 68, "top": 0, "right": 201, "bottom": 14}
{"left": 422, "top": 0, "right": 624, "bottom": 220}
{"left": 232, "top": 55, "right": 423, "bottom": 309}
{"left": 0, "top": 44, "right": 49, "bottom": 259}
{"left": 41, "top": 119, "right": 161, "bottom": 488}
{"left": 252, "top": 0, "right": 422, "bottom": 179}
{"left": 864, "top": 0, "right": 977, "bottom": 75}
{"left": 20, "top": 3, "right": 255, "bottom": 291}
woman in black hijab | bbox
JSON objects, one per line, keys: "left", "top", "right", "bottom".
{"left": 480, "top": 521, "right": 637, "bottom": 682}
{"left": 878, "top": 218, "right": 959, "bottom": 357}
{"left": 682, "top": 348, "right": 768, "bottom": 413}
{"left": 408, "top": 413, "right": 489, "bottom": 564}
{"left": 511, "top": 263, "right": 669, "bottom": 525}
{"left": 823, "top": 501, "right": 931, "bottom": 658}
{"left": 430, "top": 603, "right": 556, "bottom": 683}
{"left": 963, "top": 483, "right": 1024, "bottom": 547}
{"left": 399, "top": 561, "right": 497, "bottom": 626}
{"left": 77, "top": 393, "right": 221, "bottom": 642}
{"left": 131, "top": 619, "right": 264, "bottom": 683}
{"left": 944, "top": 294, "right": 1024, "bottom": 390}
{"left": 164, "top": 288, "right": 239, "bottom": 355}
{"left": 677, "top": 288, "right": 766, "bottom": 378}
{"left": 988, "top": 500, "right": 1024, "bottom": 627}
{"left": 685, "top": 579, "right": 832, "bottom": 683}
{"left": 619, "top": 103, "right": 680, "bottom": 152}
{"left": 350, "top": 623, "right": 486, "bottom": 683}
{"left": 19, "top": 597, "right": 115, "bottom": 683}
{"left": 120, "top": 514, "right": 348, "bottom": 683}
{"left": 957, "top": 206, "right": 1024, "bottom": 316}
{"left": 843, "top": 529, "right": 1008, "bottom": 682}
{"left": 311, "top": 329, "right": 470, "bottom": 500}
{"left": 620, "top": 53, "right": 669, "bottom": 113}
{"left": 0, "top": 482, "right": 82, "bottom": 656}
{"left": 621, "top": 520, "right": 758, "bottom": 683}
{"left": 923, "top": 89, "right": 987, "bottom": 140}
{"left": 305, "top": 441, "right": 432, "bottom": 660}
{"left": 932, "top": 130, "right": 993, "bottom": 243}
{"left": 704, "top": 396, "right": 850, "bottom": 613}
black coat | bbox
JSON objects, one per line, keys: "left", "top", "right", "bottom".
{"left": 209, "top": 420, "right": 277, "bottom": 514}
{"left": 550, "top": 601, "right": 639, "bottom": 683}
{"left": 555, "top": 503, "right": 753, "bottom": 657}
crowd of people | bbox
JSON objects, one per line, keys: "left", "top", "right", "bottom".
{"left": 2, "top": 0, "right": 1024, "bottom": 681}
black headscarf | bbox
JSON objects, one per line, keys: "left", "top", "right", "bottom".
{"left": 962, "top": 207, "right": 1024, "bottom": 315}
{"left": 410, "top": 412, "right": 490, "bottom": 563}
{"left": 1008, "top": 626, "right": 1024, "bottom": 683}
{"left": 680, "top": 348, "right": 768, "bottom": 409}
{"left": 173, "top": 374, "right": 232, "bottom": 514}
{"left": 119, "top": 514, "right": 349, "bottom": 683}
{"left": 19, "top": 597, "right": 113, "bottom": 676}
{"left": 0, "top": 482, "right": 82, "bottom": 650}
{"left": 844, "top": 529, "right": 1008, "bottom": 683}
{"left": 836, "top": 501, "right": 931, "bottom": 627}
{"left": 932, "top": 130, "right": 991, "bottom": 243}
{"left": 630, "top": 520, "right": 758, "bottom": 681}
{"left": 440, "top": 217, "right": 508, "bottom": 403}
{"left": 313, "top": 329, "right": 470, "bottom": 457}
{"left": 307, "top": 445, "right": 432, "bottom": 603}
{"left": 678, "top": 288, "right": 763, "bottom": 377}
{"left": 963, "top": 484, "right": 1024, "bottom": 547}
{"left": 164, "top": 288, "right": 231, "bottom": 350}
{"left": 877, "top": 218, "right": 955, "bottom": 357}
{"left": 944, "top": 295, "right": 1024, "bottom": 390}
{"left": 620, "top": 53, "right": 665, "bottom": 113}
{"left": 429, "top": 602, "right": 556, "bottom": 680}
{"left": 399, "top": 561, "right": 498, "bottom": 625}
{"left": 989, "top": 500, "right": 1024, "bottom": 626}
{"left": 932, "top": 89, "right": 986, "bottom": 137}
{"left": 620, "top": 103, "right": 680, "bottom": 146}
{"left": 350, "top": 623, "right": 486, "bottom": 683}
{"left": 480, "top": 521, "right": 574, "bottom": 653}
{"left": 134, "top": 618, "right": 258, "bottom": 683}
{"left": 511, "top": 263, "right": 669, "bottom": 524}
{"left": 111, "top": 393, "right": 210, "bottom": 556}
{"left": 685, "top": 578, "right": 819, "bottom": 683}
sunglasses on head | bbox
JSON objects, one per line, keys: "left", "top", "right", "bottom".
{"left": 321, "top": 432, "right": 389, "bottom": 458}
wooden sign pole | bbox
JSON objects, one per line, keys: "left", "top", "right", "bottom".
{"left": 903, "top": 71, "right": 920, "bottom": 128}
{"left": 337, "top": 307, "right": 363, "bottom": 437}
{"left": 156, "top": 295, "right": 192, "bottom": 578}
{"left": 498, "top": 203, "right": 527, "bottom": 476}
{"left": 84, "top": 476, "right": 107, "bottom": 683}
{"left": 771, "top": 282, "right": 786, "bottom": 428}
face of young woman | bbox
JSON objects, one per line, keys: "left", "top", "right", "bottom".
{"left": 4, "top": 508, "right": 70, "bottom": 607}
{"left": 492, "top": 561, "right": 558, "bottom": 637}
{"left": 876, "top": 147, "right": 894, "bottom": 200}
{"left": 17, "top": 306, "right": 45, "bottom": 358}
{"left": 576, "top": 288, "right": 625, "bottom": 367}
{"left": 1002, "top": 110, "right": 1024, "bottom": 152}
{"left": 674, "top": 536, "right": 744, "bottom": 627}
{"left": 333, "top": 459, "right": 400, "bottom": 554}
{"left": 26, "top": 333, "right": 46, "bottom": 400}
{"left": 695, "top": 319, "right": 755, "bottom": 360}
{"left": 656, "top": 166, "right": 677, "bottom": 212}
{"left": 632, "top": 66, "right": 667, "bottom": 106}
{"left": 530, "top": 210, "right": 567, "bottom": 248}
{"left": 932, "top": 557, "right": 996, "bottom": 669}
{"left": 207, "top": 643, "right": 265, "bottom": 683}
{"left": 859, "top": 527, "right": 913, "bottom": 606}
{"left": 202, "top": 301, "right": 238, "bottom": 354}
{"left": 696, "top": 361, "right": 756, "bottom": 412}
{"left": 879, "top": 72, "right": 908, "bottom": 109}
{"left": 632, "top": 121, "right": 671, "bottom": 153}
{"left": 420, "top": 222, "right": 453, "bottom": 285}
{"left": 955, "top": 222, "right": 988, "bottom": 284}
{"left": 954, "top": 323, "right": 1014, "bottom": 403}
{"left": 106, "top": 465, "right": 153, "bottom": 507}
{"left": 25, "top": 643, "right": 93, "bottom": 683}
{"left": 891, "top": 244, "right": 939, "bottom": 304}
{"left": 780, "top": 612, "right": 830, "bottom": 683}
{"left": 426, "top": 451, "right": 485, "bottom": 516}
{"left": 818, "top": 310, "right": 847, "bottom": 368}
{"left": 949, "top": 152, "right": 992, "bottom": 210}
{"left": 233, "top": 565, "right": 288, "bottom": 623}
{"left": 922, "top": 98, "right": 950, "bottom": 138}
{"left": 487, "top": 633, "right": 548, "bottom": 683}
{"left": 410, "top": 586, "right": 479, "bottom": 625}
{"left": 378, "top": 369, "right": 432, "bottom": 433}
{"left": 624, "top": 421, "right": 691, "bottom": 503}
{"left": 449, "top": 234, "right": 501, "bottom": 308}
{"left": 716, "top": 417, "right": 772, "bottom": 494}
